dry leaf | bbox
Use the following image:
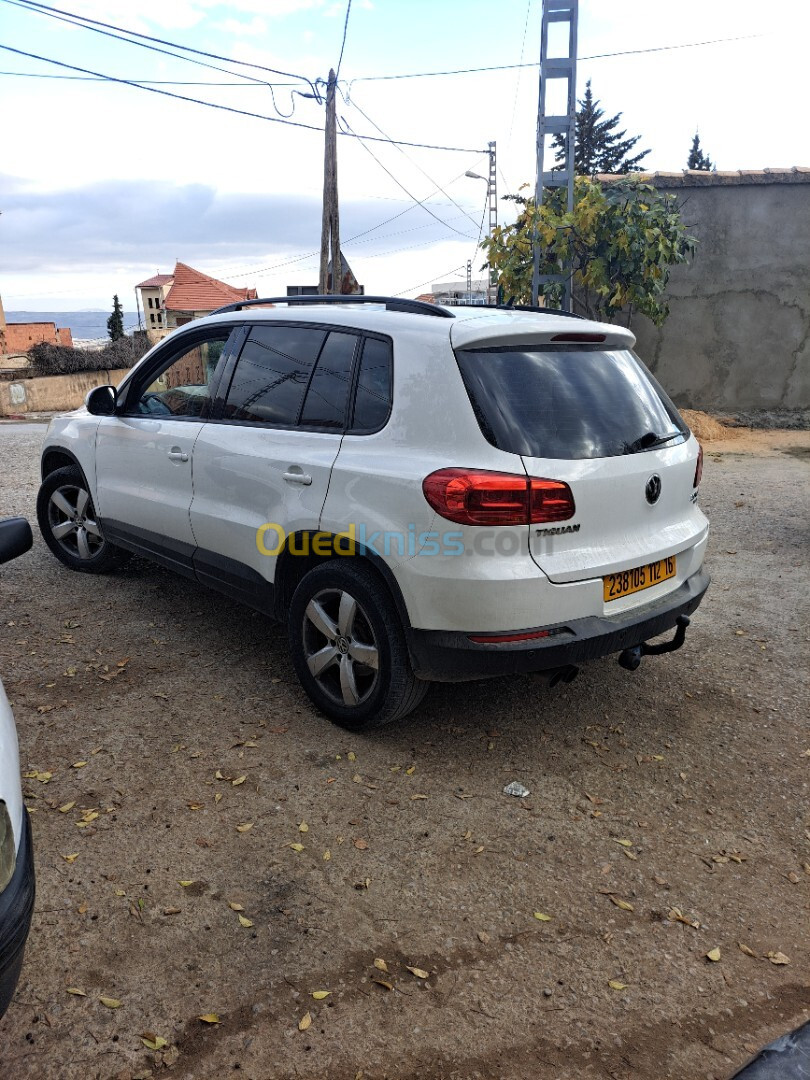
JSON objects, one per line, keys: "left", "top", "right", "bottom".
{"left": 214, "top": 793, "right": 223, "bottom": 804}
{"left": 236, "top": 822, "right": 253, "bottom": 833}
{"left": 347, "top": 751, "right": 357, "bottom": 762}
{"left": 353, "top": 838, "right": 369, "bottom": 850}
{"left": 178, "top": 880, "right": 195, "bottom": 887}
{"left": 228, "top": 902, "right": 244, "bottom": 911}
{"left": 99, "top": 997, "right": 122, "bottom": 1009}
{"left": 62, "top": 853, "right": 79, "bottom": 863}
{"left": 738, "top": 943, "right": 756, "bottom": 957}
{"left": 533, "top": 912, "right": 552, "bottom": 921}
{"left": 237, "top": 914, "right": 254, "bottom": 928}
{"left": 163, "top": 907, "right": 181, "bottom": 915}
{"left": 411, "top": 794, "right": 428, "bottom": 800}
{"left": 198, "top": 1013, "right": 220, "bottom": 1024}
{"left": 141, "top": 1034, "right": 168, "bottom": 1051}
{"left": 706, "top": 947, "right": 721, "bottom": 962}
{"left": 622, "top": 849, "right": 639, "bottom": 861}
{"left": 477, "top": 931, "right": 490, "bottom": 944}
{"left": 288, "top": 842, "right": 304, "bottom": 852}
{"left": 609, "top": 896, "right": 634, "bottom": 912}
{"left": 766, "top": 951, "right": 790, "bottom": 965}
{"left": 608, "top": 980, "right": 628, "bottom": 990}
{"left": 232, "top": 775, "right": 246, "bottom": 787}
{"left": 322, "top": 850, "right": 331, "bottom": 861}
{"left": 72, "top": 761, "right": 87, "bottom": 769}
{"left": 613, "top": 839, "right": 633, "bottom": 848}
{"left": 299, "top": 822, "right": 309, "bottom": 833}
{"left": 668, "top": 907, "right": 700, "bottom": 930}
{"left": 298, "top": 1012, "right": 312, "bottom": 1031}
{"left": 405, "top": 765, "right": 416, "bottom": 775}
{"left": 58, "top": 802, "right": 76, "bottom": 813}
{"left": 373, "top": 958, "right": 389, "bottom": 973}
{"left": 66, "top": 987, "right": 86, "bottom": 996}
{"left": 311, "top": 991, "right": 331, "bottom": 1000}
{"left": 372, "top": 978, "right": 393, "bottom": 990}
{"left": 406, "top": 966, "right": 429, "bottom": 979}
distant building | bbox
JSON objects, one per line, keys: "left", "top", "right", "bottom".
{"left": 0, "top": 294, "right": 73, "bottom": 358}
{"left": 136, "top": 262, "right": 257, "bottom": 343}
{"left": 427, "top": 279, "right": 489, "bottom": 306}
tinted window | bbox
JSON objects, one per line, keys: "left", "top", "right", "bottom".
{"left": 300, "top": 331, "right": 358, "bottom": 429}
{"left": 132, "top": 335, "right": 229, "bottom": 418}
{"left": 224, "top": 325, "right": 326, "bottom": 425}
{"left": 350, "top": 337, "right": 392, "bottom": 432}
{"left": 455, "top": 347, "right": 687, "bottom": 460}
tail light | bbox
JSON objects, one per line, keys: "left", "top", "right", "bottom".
{"left": 423, "top": 468, "right": 575, "bottom": 526}
{"left": 693, "top": 444, "right": 703, "bottom": 488}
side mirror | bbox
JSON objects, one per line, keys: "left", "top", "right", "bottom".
{"left": 86, "top": 385, "right": 117, "bottom": 416}
{"left": 0, "top": 517, "right": 33, "bottom": 566}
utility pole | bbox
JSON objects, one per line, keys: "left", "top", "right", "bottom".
{"left": 466, "top": 260, "right": 472, "bottom": 303}
{"left": 486, "top": 141, "right": 497, "bottom": 304}
{"left": 319, "top": 69, "right": 341, "bottom": 295}
{"left": 531, "top": 0, "right": 578, "bottom": 310}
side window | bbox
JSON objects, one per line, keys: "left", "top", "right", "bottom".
{"left": 223, "top": 325, "right": 326, "bottom": 425}
{"left": 349, "top": 336, "right": 393, "bottom": 433}
{"left": 299, "top": 331, "right": 359, "bottom": 430}
{"left": 131, "top": 334, "right": 229, "bottom": 418}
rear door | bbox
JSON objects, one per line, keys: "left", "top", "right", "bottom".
{"left": 189, "top": 322, "right": 359, "bottom": 602}
{"left": 94, "top": 327, "right": 239, "bottom": 574}
{"left": 455, "top": 344, "right": 707, "bottom": 589}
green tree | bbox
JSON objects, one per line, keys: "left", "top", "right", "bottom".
{"left": 106, "top": 294, "right": 125, "bottom": 341}
{"left": 482, "top": 176, "right": 696, "bottom": 327}
{"left": 687, "top": 132, "right": 713, "bottom": 171}
{"left": 553, "top": 80, "right": 650, "bottom": 176}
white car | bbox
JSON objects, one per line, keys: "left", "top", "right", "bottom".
{"left": 37, "top": 296, "right": 709, "bottom": 730}
{"left": 0, "top": 517, "right": 35, "bottom": 1018}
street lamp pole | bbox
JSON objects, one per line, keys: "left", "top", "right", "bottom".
{"left": 465, "top": 140, "right": 497, "bottom": 305}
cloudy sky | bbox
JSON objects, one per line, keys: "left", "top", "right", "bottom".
{"left": 1, "top": 0, "right": 808, "bottom": 311}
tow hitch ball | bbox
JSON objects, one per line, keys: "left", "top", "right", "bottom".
{"left": 618, "top": 615, "right": 691, "bottom": 672}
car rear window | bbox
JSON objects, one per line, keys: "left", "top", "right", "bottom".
{"left": 455, "top": 346, "right": 688, "bottom": 460}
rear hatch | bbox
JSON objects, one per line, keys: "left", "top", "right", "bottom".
{"left": 452, "top": 325, "right": 706, "bottom": 587}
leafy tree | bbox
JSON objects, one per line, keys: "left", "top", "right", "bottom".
{"left": 481, "top": 176, "right": 696, "bottom": 327}
{"left": 106, "top": 294, "right": 125, "bottom": 341}
{"left": 687, "top": 132, "right": 713, "bottom": 171}
{"left": 553, "top": 80, "right": 650, "bottom": 175}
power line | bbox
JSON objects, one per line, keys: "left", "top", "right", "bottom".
{"left": 393, "top": 263, "right": 467, "bottom": 297}
{"left": 348, "top": 32, "right": 767, "bottom": 84}
{"left": 335, "top": 0, "right": 352, "bottom": 81}
{"left": 0, "top": 44, "right": 486, "bottom": 153}
{"left": 0, "top": 70, "right": 300, "bottom": 85}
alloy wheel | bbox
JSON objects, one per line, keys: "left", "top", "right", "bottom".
{"left": 302, "top": 588, "right": 380, "bottom": 707}
{"left": 47, "top": 484, "right": 105, "bottom": 561}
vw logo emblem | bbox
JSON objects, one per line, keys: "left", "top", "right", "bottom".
{"left": 645, "top": 474, "right": 662, "bottom": 504}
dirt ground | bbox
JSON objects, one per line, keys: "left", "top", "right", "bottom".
{"left": 0, "top": 424, "right": 807, "bottom": 1080}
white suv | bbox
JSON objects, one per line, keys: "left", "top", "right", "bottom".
{"left": 38, "top": 297, "right": 709, "bottom": 730}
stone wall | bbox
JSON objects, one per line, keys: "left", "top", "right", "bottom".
{"left": 0, "top": 368, "right": 131, "bottom": 416}
{"left": 624, "top": 169, "right": 809, "bottom": 411}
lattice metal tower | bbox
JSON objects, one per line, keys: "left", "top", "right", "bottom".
{"left": 531, "top": 0, "right": 578, "bottom": 310}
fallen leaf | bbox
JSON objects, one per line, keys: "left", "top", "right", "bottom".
{"left": 410, "top": 794, "right": 428, "bottom": 800}
{"left": 141, "top": 1034, "right": 168, "bottom": 1051}
{"left": 477, "top": 931, "right": 490, "bottom": 944}
{"left": 288, "top": 843, "right": 304, "bottom": 852}
{"left": 353, "top": 838, "right": 369, "bottom": 850}
{"left": 706, "top": 947, "right": 721, "bottom": 962}
{"left": 58, "top": 802, "right": 76, "bottom": 813}
{"left": 311, "top": 991, "right": 331, "bottom": 1000}
{"left": 298, "top": 1012, "right": 312, "bottom": 1031}
{"left": 738, "top": 943, "right": 756, "bottom": 957}
{"left": 163, "top": 907, "right": 181, "bottom": 915}
{"left": 299, "top": 822, "right": 309, "bottom": 833}
{"left": 198, "top": 1013, "right": 220, "bottom": 1024}
{"left": 178, "top": 880, "right": 195, "bottom": 887}
{"left": 322, "top": 850, "right": 331, "bottom": 861}
{"left": 668, "top": 907, "right": 700, "bottom": 930}
{"left": 99, "top": 997, "right": 122, "bottom": 1009}
{"left": 228, "top": 902, "right": 244, "bottom": 911}
{"left": 609, "top": 896, "right": 635, "bottom": 912}
{"left": 77, "top": 901, "right": 88, "bottom": 914}
{"left": 72, "top": 761, "right": 87, "bottom": 769}
{"left": 373, "top": 958, "right": 389, "bottom": 973}
{"left": 405, "top": 765, "right": 416, "bottom": 775}
{"left": 232, "top": 775, "right": 246, "bottom": 787}
{"left": 533, "top": 912, "right": 552, "bottom": 921}
{"left": 236, "top": 822, "right": 253, "bottom": 833}
{"left": 62, "top": 853, "right": 79, "bottom": 863}
{"left": 612, "top": 839, "right": 633, "bottom": 848}
{"left": 766, "top": 951, "right": 790, "bottom": 965}
{"left": 406, "top": 966, "right": 429, "bottom": 979}
{"left": 214, "top": 793, "right": 223, "bottom": 804}
{"left": 372, "top": 978, "right": 393, "bottom": 990}
{"left": 66, "top": 987, "right": 86, "bottom": 996}
{"left": 608, "top": 980, "right": 628, "bottom": 990}
{"left": 188, "top": 802, "right": 203, "bottom": 811}
{"left": 347, "top": 751, "right": 357, "bottom": 762}
{"left": 237, "top": 914, "right": 254, "bottom": 928}
{"left": 622, "top": 849, "right": 639, "bottom": 861}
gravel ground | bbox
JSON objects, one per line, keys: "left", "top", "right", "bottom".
{"left": 0, "top": 425, "right": 808, "bottom": 1080}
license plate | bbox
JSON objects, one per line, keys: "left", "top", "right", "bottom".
{"left": 603, "top": 556, "right": 676, "bottom": 602}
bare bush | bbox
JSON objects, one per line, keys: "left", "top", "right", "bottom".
{"left": 28, "top": 336, "right": 151, "bottom": 377}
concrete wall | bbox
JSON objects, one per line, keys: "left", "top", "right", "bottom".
{"left": 627, "top": 169, "right": 809, "bottom": 411}
{"left": 0, "top": 368, "right": 131, "bottom": 416}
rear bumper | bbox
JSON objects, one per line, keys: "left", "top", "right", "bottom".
{"left": 0, "top": 809, "right": 35, "bottom": 1018}
{"left": 406, "top": 568, "right": 710, "bottom": 682}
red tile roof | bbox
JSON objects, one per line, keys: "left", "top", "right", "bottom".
{"left": 135, "top": 273, "right": 174, "bottom": 289}
{"left": 163, "top": 261, "right": 257, "bottom": 313}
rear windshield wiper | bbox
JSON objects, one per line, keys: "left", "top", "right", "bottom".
{"left": 624, "top": 430, "right": 683, "bottom": 455}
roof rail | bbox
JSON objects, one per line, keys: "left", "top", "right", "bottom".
{"left": 209, "top": 294, "right": 455, "bottom": 318}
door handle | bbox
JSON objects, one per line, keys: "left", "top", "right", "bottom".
{"left": 168, "top": 448, "right": 189, "bottom": 462}
{"left": 283, "top": 469, "right": 312, "bottom": 486}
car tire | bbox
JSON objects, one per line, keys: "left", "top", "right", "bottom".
{"left": 288, "top": 560, "right": 428, "bottom": 731}
{"left": 36, "top": 466, "right": 131, "bottom": 574}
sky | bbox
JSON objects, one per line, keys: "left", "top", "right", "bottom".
{"left": 0, "top": 0, "right": 808, "bottom": 313}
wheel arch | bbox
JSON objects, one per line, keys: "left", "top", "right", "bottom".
{"left": 41, "top": 447, "right": 85, "bottom": 482}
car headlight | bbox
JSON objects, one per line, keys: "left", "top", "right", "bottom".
{"left": 0, "top": 801, "right": 16, "bottom": 893}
